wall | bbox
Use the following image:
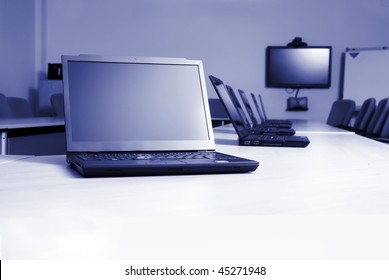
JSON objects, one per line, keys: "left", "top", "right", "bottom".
{"left": 41, "top": 0, "right": 389, "bottom": 121}
{"left": 0, "top": 0, "right": 36, "bottom": 102}
{"left": 2, "top": 0, "right": 389, "bottom": 121}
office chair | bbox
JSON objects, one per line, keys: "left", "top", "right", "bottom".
{"left": 208, "top": 98, "right": 229, "bottom": 127}
{"left": 6, "top": 97, "right": 34, "bottom": 118}
{"left": 50, "top": 93, "right": 65, "bottom": 117}
{"left": 379, "top": 114, "right": 389, "bottom": 138}
{"left": 363, "top": 97, "right": 389, "bottom": 137}
{"left": 256, "top": 93, "right": 293, "bottom": 126}
{"left": 326, "top": 99, "right": 356, "bottom": 128}
{"left": 351, "top": 97, "right": 376, "bottom": 133}
{"left": 372, "top": 110, "right": 389, "bottom": 143}
{"left": 0, "top": 93, "right": 14, "bottom": 118}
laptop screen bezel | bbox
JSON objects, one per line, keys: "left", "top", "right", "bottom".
{"left": 209, "top": 75, "right": 250, "bottom": 139}
{"left": 61, "top": 55, "right": 215, "bottom": 152}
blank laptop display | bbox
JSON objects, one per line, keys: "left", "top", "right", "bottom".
{"left": 209, "top": 75, "right": 310, "bottom": 148}
{"left": 225, "top": 85, "right": 295, "bottom": 135}
{"left": 250, "top": 93, "right": 293, "bottom": 127}
{"left": 61, "top": 55, "right": 259, "bottom": 177}
{"left": 227, "top": 86, "right": 294, "bottom": 135}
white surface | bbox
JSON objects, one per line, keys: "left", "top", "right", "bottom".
{"left": 1, "top": 123, "right": 389, "bottom": 259}
{"left": 289, "top": 119, "right": 355, "bottom": 134}
{"left": 0, "top": 117, "right": 64, "bottom": 129}
{"left": 0, "top": 155, "right": 33, "bottom": 165}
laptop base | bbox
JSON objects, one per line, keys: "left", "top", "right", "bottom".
{"left": 67, "top": 152, "right": 259, "bottom": 177}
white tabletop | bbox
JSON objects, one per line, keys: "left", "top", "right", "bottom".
{"left": 0, "top": 117, "right": 64, "bottom": 129}
{"left": 288, "top": 119, "right": 355, "bottom": 134}
{"left": 0, "top": 155, "right": 33, "bottom": 165}
{"left": 1, "top": 122, "right": 389, "bottom": 260}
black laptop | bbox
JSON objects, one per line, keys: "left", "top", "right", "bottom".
{"left": 61, "top": 55, "right": 259, "bottom": 177}
{"left": 238, "top": 89, "right": 292, "bottom": 129}
{"left": 251, "top": 92, "right": 293, "bottom": 127}
{"left": 227, "top": 86, "right": 294, "bottom": 135}
{"left": 238, "top": 89, "right": 296, "bottom": 135}
{"left": 209, "top": 75, "right": 310, "bottom": 148}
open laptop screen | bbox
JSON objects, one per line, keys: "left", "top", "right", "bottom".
{"left": 62, "top": 55, "right": 215, "bottom": 152}
{"left": 208, "top": 76, "right": 248, "bottom": 138}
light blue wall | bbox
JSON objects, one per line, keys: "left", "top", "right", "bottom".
{"left": 42, "top": 0, "right": 389, "bottom": 121}
{"left": 2, "top": 0, "right": 389, "bottom": 121}
{"left": 0, "top": 0, "right": 36, "bottom": 100}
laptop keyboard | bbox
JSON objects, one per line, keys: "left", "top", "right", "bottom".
{"left": 77, "top": 151, "right": 237, "bottom": 161}
{"left": 259, "top": 135, "right": 309, "bottom": 142}
{"left": 260, "top": 135, "right": 285, "bottom": 141}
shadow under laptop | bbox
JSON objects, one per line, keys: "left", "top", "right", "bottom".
{"left": 18, "top": 155, "right": 84, "bottom": 178}
{"left": 213, "top": 128, "right": 236, "bottom": 134}
{"left": 214, "top": 138, "right": 239, "bottom": 146}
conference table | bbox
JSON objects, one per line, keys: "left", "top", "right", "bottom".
{"left": 0, "top": 117, "right": 65, "bottom": 155}
{"left": 1, "top": 120, "right": 389, "bottom": 260}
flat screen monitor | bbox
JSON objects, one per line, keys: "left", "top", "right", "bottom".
{"left": 266, "top": 46, "right": 332, "bottom": 89}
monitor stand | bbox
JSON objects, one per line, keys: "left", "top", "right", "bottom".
{"left": 287, "top": 96, "right": 308, "bottom": 111}
{"left": 286, "top": 88, "right": 308, "bottom": 111}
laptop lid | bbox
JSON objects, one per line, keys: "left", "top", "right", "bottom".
{"left": 238, "top": 89, "right": 259, "bottom": 126}
{"left": 250, "top": 93, "right": 266, "bottom": 122}
{"left": 62, "top": 55, "right": 215, "bottom": 153}
{"left": 256, "top": 93, "right": 268, "bottom": 120}
{"left": 225, "top": 85, "right": 251, "bottom": 128}
{"left": 209, "top": 75, "right": 250, "bottom": 138}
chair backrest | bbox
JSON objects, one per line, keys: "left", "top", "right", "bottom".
{"left": 208, "top": 98, "right": 229, "bottom": 119}
{"left": 50, "top": 93, "right": 65, "bottom": 117}
{"left": 6, "top": 97, "right": 34, "bottom": 118}
{"left": 379, "top": 111, "right": 389, "bottom": 139}
{"left": 0, "top": 93, "right": 14, "bottom": 118}
{"left": 353, "top": 98, "right": 376, "bottom": 132}
{"left": 365, "top": 97, "right": 389, "bottom": 136}
{"left": 326, "top": 99, "right": 356, "bottom": 127}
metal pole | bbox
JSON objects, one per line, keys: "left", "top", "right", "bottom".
{"left": 1, "top": 131, "right": 8, "bottom": 155}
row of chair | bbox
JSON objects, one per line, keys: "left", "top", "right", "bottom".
{"left": 0, "top": 93, "right": 64, "bottom": 118}
{"left": 50, "top": 93, "right": 64, "bottom": 117}
{"left": 0, "top": 93, "right": 34, "bottom": 118}
{"left": 326, "top": 97, "right": 389, "bottom": 142}
{"left": 3, "top": 91, "right": 389, "bottom": 142}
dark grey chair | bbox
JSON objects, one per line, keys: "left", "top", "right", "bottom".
{"left": 372, "top": 111, "right": 389, "bottom": 143}
{"left": 208, "top": 98, "right": 229, "bottom": 127}
{"left": 0, "top": 93, "right": 14, "bottom": 118}
{"left": 379, "top": 115, "right": 389, "bottom": 139}
{"left": 326, "top": 99, "right": 356, "bottom": 128}
{"left": 6, "top": 97, "right": 34, "bottom": 118}
{"left": 364, "top": 98, "right": 389, "bottom": 137}
{"left": 50, "top": 93, "right": 65, "bottom": 117}
{"left": 351, "top": 98, "right": 376, "bottom": 133}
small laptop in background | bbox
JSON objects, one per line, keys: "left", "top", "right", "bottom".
{"left": 209, "top": 75, "right": 310, "bottom": 148}
{"left": 238, "top": 89, "right": 292, "bottom": 129}
{"left": 237, "top": 89, "right": 260, "bottom": 127}
{"left": 225, "top": 85, "right": 295, "bottom": 136}
{"left": 61, "top": 55, "right": 259, "bottom": 177}
{"left": 251, "top": 93, "right": 293, "bottom": 127}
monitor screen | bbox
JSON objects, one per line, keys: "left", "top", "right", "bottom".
{"left": 266, "top": 46, "right": 332, "bottom": 89}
